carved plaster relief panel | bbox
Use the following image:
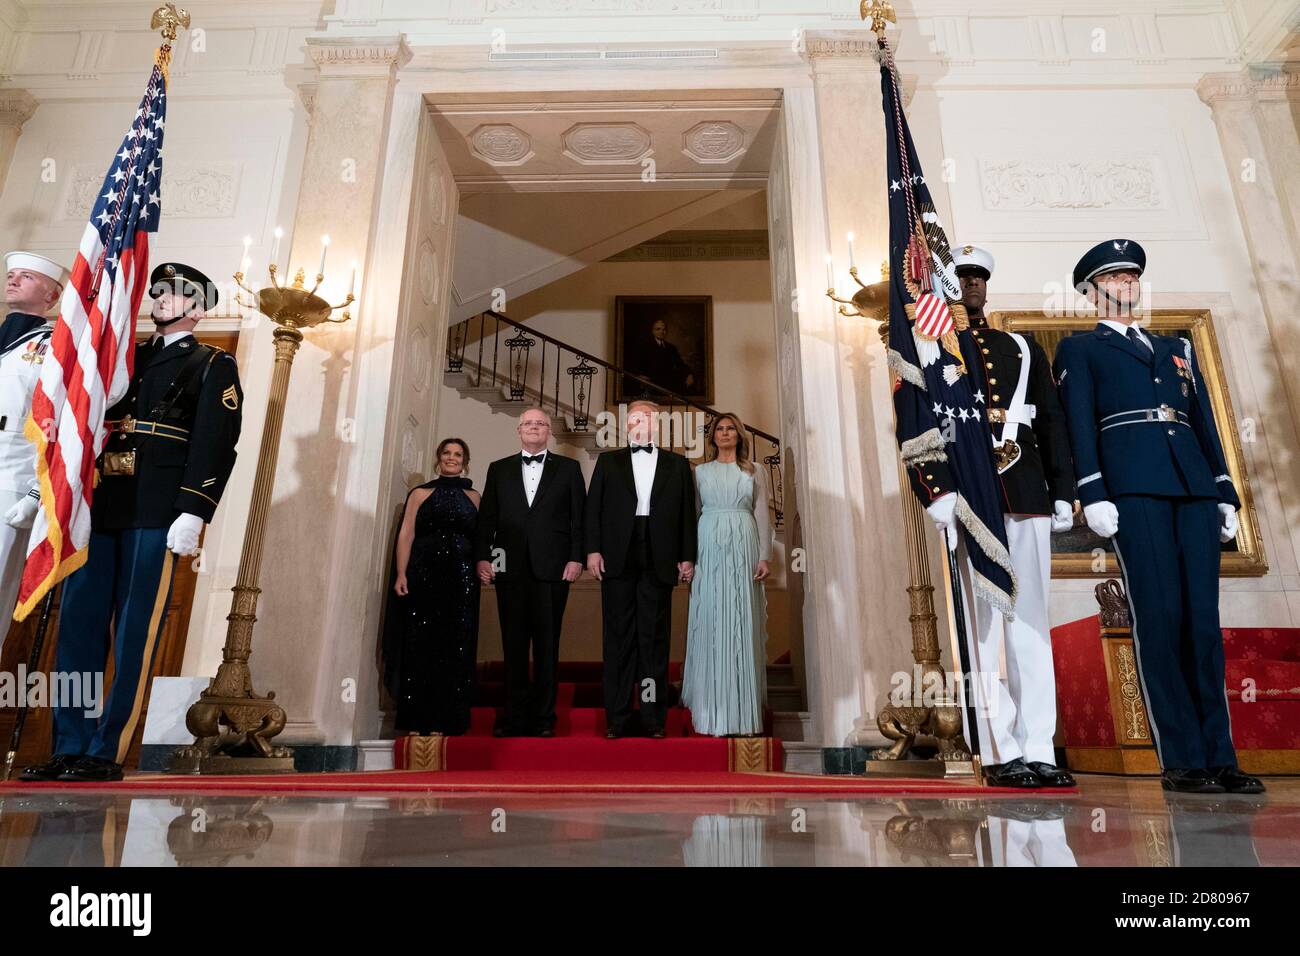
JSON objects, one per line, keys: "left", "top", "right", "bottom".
{"left": 682, "top": 120, "right": 747, "bottom": 164}
{"left": 470, "top": 123, "right": 534, "bottom": 166}
{"left": 60, "top": 160, "right": 242, "bottom": 221}
{"left": 561, "top": 123, "right": 652, "bottom": 165}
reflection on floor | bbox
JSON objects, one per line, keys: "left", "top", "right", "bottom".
{"left": 0, "top": 775, "right": 1295, "bottom": 867}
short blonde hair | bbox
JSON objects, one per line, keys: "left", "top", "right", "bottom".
{"left": 627, "top": 399, "right": 660, "bottom": 417}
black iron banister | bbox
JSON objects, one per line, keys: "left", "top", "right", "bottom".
{"left": 447, "top": 309, "right": 786, "bottom": 529}
{"left": 476, "top": 309, "right": 781, "bottom": 448}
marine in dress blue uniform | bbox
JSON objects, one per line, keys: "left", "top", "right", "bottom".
{"left": 1052, "top": 239, "right": 1263, "bottom": 794}
{"left": 23, "top": 263, "right": 242, "bottom": 783}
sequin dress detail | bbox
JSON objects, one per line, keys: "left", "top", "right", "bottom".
{"left": 396, "top": 475, "right": 480, "bottom": 735}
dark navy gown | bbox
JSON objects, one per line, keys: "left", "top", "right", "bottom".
{"left": 389, "top": 475, "right": 480, "bottom": 735}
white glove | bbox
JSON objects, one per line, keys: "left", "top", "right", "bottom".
{"left": 1083, "top": 501, "right": 1119, "bottom": 539}
{"left": 166, "top": 513, "right": 204, "bottom": 556}
{"left": 925, "top": 493, "right": 959, "bottom": 552}
{"left": 1051, "top": 500, "right": 1074, "bottom": 533}
{"left": 4, "top": 495, "right": 40, "bottom": 529}
{"left": 1218, "top": 503, "right": 1239, "bottom": 544}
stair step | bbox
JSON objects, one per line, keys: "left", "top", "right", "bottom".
{"left": 768, "top": 687, "right": 804, "bottom": 711}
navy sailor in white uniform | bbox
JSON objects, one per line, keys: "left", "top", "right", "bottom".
{"left": 1052, "top": 239, "right": 1263, "bottom": 795}
{"left": 0, "top": 251, "right": 68, "bottom": 632}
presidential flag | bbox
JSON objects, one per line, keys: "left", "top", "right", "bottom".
{"left": 15, "top": 45, "right": 170, "bottom": 619}
{"left": 879, "top": 39, "right": 1017, "bottom": 618}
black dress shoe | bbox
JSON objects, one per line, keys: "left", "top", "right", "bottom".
{"left": 57, "top": 756, "right": 124, "bottom": 782}
{"left": 649, "top": 729, "right": 666, "bottom": 739}
{"left": 605, "top": 729, "right": 621, "bottom": 740}
{"left": 1161, "top": 768, "right": 1226, "bottom": 793}
{"left": 1211, "top": 766, "right": 1265, "bottom": 794}
{"left": 1026, "top": 761, "right": 1076, "bottom": 788}
{"left": 19, "top": 753, "right": 81, "bottom": 782}
{"left": 984, "top": 757, "right": 1043, "bottom": 789}
{"left": 536, "top": 728, "right": 555, "bottom": 738}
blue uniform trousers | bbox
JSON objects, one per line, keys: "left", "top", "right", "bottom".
{"left": 1110, "top": 495, "right": 1236, "bottom": 771}
{"left": 52, "top": 528, "right": 176, "bottom": 764}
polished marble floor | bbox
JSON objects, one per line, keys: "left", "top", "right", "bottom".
{"left": 0, "top": 774, "right": 1295, "bottom": 866}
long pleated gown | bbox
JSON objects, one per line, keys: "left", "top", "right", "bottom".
{"left": 681, "top": 460, "right": 773, "bottom": 736}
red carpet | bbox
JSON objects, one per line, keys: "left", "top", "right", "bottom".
{"left": 0, "top": 769, "right": 1078, "bottom": 796}
{"left": 399, "top": 663, "right": 782, "bottom": 773}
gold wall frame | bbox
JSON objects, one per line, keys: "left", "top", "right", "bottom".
{"left": 987, "top": 309, "right": 1267, "bottom": 578}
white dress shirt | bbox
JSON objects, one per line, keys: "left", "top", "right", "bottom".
{"left": 630, "top": 443, "right": 658, "bottom": 516}
{"left": 1099, "top": 319, "right": 1151, "bottom": 351}
{"left": 520, "top": 447, "right": 547, "bottom": 506}
{"left": 150, "top": 330, "right": 195, "bottom": 348}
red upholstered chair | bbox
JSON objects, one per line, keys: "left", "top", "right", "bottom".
{"left": 1050, "top": 580, "right": 1300, "bottom": 775}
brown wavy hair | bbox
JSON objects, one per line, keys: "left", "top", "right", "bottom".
{"left": 435, "top": 437, "right": 470, "bottom": 474}
{"left": 708, "top": 412, "right": 754, "bottom": 474}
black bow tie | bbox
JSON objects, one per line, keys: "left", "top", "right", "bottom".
{"left": 631, "top": 444, "right": 654, "bottom": 454}
{"left": 522, "top": 454, "right": 544, "bottom": 465}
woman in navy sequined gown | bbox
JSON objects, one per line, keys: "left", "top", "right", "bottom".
{"left": 389, "top": 438, "right": 481, "bottom": 735}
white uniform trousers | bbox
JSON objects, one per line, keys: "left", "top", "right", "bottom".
{"left": 0, "top": 489, "right": 30, "bottom": 649}
{"left": 985, "top": 813, "right": 1078, "bottom": 867}
{"left": 955, "top": 514, "right": 1059, "bottom": 766}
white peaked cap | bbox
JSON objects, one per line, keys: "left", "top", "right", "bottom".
{"left": 952, "top": 243, "right": 995, "bottom": 279}
{"left": 5, "top": 251, "right": 71, "bottom": 286}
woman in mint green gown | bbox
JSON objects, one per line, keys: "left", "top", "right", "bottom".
{"left": 682, "top": 413, "right": 773, "bottom": 737}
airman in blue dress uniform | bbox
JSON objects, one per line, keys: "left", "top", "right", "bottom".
{"left": 1052, "top": 239, "right": 1263, "bottom": 794}
{"left": 22, "top": 262, "right": 242, "bottom": 783}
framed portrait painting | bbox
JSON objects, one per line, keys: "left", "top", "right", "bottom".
{"left": 614, "top": 295, "right": 713, "bottom": 405}
{"left": 987, "top": 308, "right": 1267, "bottom": 578}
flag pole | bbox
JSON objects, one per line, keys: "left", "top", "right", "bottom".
{"left": 2, "top": 588, "right": 57, "bottom": 781}
{"left": 939, "top": 537, "right": 984, "bottom": 784}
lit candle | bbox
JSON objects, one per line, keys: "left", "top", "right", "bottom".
{"left": 847, "top": 231, "right": 856, "bottom": 270}
{"left": 825, "top": 254, "right": 834, "bottom": 290}
{"left": 319, "top": 234, "right": 331, "bottom": 276}
{"left": 240, "top": 235, "right": 251, "bottom": 276}
{"left": 270, "top": 226, "right": 283, "bottom": 275}
{"left": 348, "top": 260, "right": 357, "bottom": 298}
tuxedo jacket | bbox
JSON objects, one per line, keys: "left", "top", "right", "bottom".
{"left": 584, "top": 446, "right": 697, "bottom": 586}
{"left": 474, "top": 450, "right": 586, "bottom": 581}
{"left": 1053, "top": 323, "right": 1239, "bottom": 509}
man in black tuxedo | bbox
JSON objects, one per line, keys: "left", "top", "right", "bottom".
{"left": 585, "top": 401, "right": 697, "bottom": 738}
{"left": 476, "top": 407, "right": 586, "bottom": 737}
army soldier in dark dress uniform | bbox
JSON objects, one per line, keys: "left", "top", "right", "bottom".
{"left": 1053, "top": 239, "right": 1263, "bottom": 795}
{"left": 914, "top": 244, "right": 1077, "bottom": 789}
{"left": 23, "top": 262, "right": 242, "bottom": 783}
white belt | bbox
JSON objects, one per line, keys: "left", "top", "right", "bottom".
{"left": 992, "top": 332, "right": 1036, "bottom": 474}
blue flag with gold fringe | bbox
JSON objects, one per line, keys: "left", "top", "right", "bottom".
{"left": 879, "top": 41, "right": 1016, "bottom": 617}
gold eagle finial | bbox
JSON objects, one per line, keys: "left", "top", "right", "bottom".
{"left": 860, "top": 1, "right": 897, "bottom": 37}
{"left": 151, "top": 4, "right": 191, "bottom": 42}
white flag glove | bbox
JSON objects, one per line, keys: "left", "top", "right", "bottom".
{"left": 1218, "top": 503, "right": 1239, "bottom": 544}
{"left": 926, "top": 493, "right": 959, "bottom": 552}
{"left": 4, "top": 495, "right": 40, "bottom": 529}
{"left": 166, "top": 513, "right": 204, "bottom": 556}
{"left": 1084, "top": 501, "right": 1119, "bottom": 539}
{"left": 1051, "top": 500, "right": 1074, "bottom": 533}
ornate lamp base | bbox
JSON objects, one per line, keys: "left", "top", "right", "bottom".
{"left": 862, "top": 702, "right": 977, "bottom": 778}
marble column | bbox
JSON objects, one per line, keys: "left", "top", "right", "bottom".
{"left": 771, "top": 30, "right": 915, "bottom": 747}
{"left": 190, "top": 36, "right": 414, "bottom": 747}
{"left": 0, "top": 89, "right": 37, "bottom": 196}
{"left": 1197, "top": 68, "right": 1300, "bottom": 434}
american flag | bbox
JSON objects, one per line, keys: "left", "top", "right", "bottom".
{"left": 15, "top": 47, "right": 169, "bottom": 620}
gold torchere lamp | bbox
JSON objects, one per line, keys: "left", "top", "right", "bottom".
{"left": 167, "top": 262, "right": 354, "bottom": 774}
{"left": 827, "top": 260, "right": 975, "bottom": 779}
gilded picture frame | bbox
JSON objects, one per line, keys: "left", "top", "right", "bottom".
{"left": 986, "top": 309, "right": 1267, "bottom": 578}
